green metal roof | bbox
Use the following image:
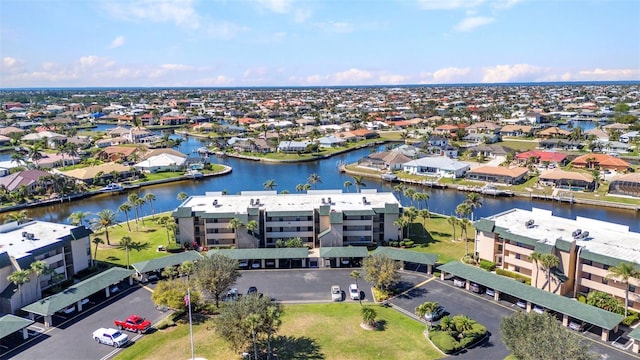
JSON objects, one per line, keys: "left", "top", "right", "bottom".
{"left": 248, "top": 207, "right": 259, "bottom": 216}
{"left": 318, "top": 205, "right": 330, "bottom": 216}
{"left": 329, "top": 212, "right": 343, "bottom": 224}
{"left": 555, "top": 238, "right": 573, "bottom": 252}
{"left": 343, "top": 209, "right": 376, "bottom": 216}
{"left": 495, "top": 226, "right": 539, "bottom": 247}
{"left": 197, "top": 212, "right": 237, "bottom": 219}
{"left": 0, "top": 314, "right": 34, "bottom": 340}
{"left": 131, "top": 251, "right": 204, "bottom": 274}
{"left": 172, "top": 207, "right": 192, "bottom": 218}
{"left": 628, "top": 326, "right": 640, "bottom": 341}
{"left": 474, "top": 219, "right": 495, "bottom": 233}
{"left": 320, "top": 247, "right": 369, "bottom": 258}
{"left": 534, "top": 242, "right": 554, "bottom": 254}
{"left": 580, "top": 250, "right": 622, "bottom": 268}
{"left": 372, "top": 247, "right": 437, "bottom": 265}
{"left": 437, "top": 262, "right": 623, "bottom": 330}
{"left": 384, "top": 203, "right": 400, "bottom": 214}
{"left": 206, "top": 248, "right": 309, "bottom": 259}
{"left": 268, "top": 210, "right": 313, "bottom": 217}
{"left": 21, "top": 267, "right": 134, "bottom": 317}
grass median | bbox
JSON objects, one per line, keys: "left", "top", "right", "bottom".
{"left": 114, "top": 303, "right": 441, "bottom": 360}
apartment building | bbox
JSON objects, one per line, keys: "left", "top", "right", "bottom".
{"left": 0, "top": 221, "right": 92, "bottom": 314}
{"left": 172, "top": 189, "right": 402, "bottom": 249}
{"left": 475, "top": 208, "right": 640, "bottom": 311}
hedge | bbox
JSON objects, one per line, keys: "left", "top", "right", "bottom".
{"left": 479, "top": 259, "right": 496, "bottom": 272}
{"left": 429, "top": 330, "right": 461, "bottom": 354}
{"left": 623, "top": 310, "right": 639, "bottom": 326}
{"left": 496, "top": 268, "right": 531, "bottom": 285}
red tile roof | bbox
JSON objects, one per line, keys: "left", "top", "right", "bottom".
{"left": 516, "top": 151, "right": 567, "bottom": 162}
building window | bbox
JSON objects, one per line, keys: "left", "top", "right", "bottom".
{"left": 582, "top": 260, "right": 592, "bottom": 266}
{"left": 602, "top": 264, "right": 609, "bottom": 270}
{"left": 515, "top": 254, "right": 521, "bottom": 260}
{"left": 497, "top": 245, "right": 503, "bottom": 252}
{"left": 631, "top": 285, "right": 637, "bottom": 293}
{"left": 601, "top": 278, "right": 608, "bottom": 285}
{"left": 515, "top": 266, "right": 521, "bottom": 272}
{"left": 582, "top": 273, "right": 591, "bottom": 280}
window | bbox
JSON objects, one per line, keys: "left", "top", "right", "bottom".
{"left": 497, "top": 245, "right": 503, "bottom": 252}
{"left": 515, "top": 266, "right": 521, "bottom": 272}
{"left": 601, "top": 278, "right": 608, "bottom": 285}
{"left": 515, "top": 254, "right": 521, "bottom": 260}
{"left": 582, "top": 260, "right": 592, "bottom": 266}
{"left": 582, "top": 273, "right": 591, "bottom": 280}
{"left": 631, "top": 285, "right": 636, "bottom": 293}
{"left": 602, "top": 265, "right": 609, "bottom": 270}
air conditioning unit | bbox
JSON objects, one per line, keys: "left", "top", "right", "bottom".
{"left": 525, "top": 219, "right": 535, "bottom": 228}
{"left": 572, "top": 229, "right": 582, "bottom": 238}
{"left": 26, "top": 233, "right": 34, "bottom": 240}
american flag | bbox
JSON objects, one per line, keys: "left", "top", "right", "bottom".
{"left": 184, "top": 293, "right": 190, "bottom": 306}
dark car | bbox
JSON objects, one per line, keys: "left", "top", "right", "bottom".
{"left": 247, "top": 286, "right": 258, "bottom": 295}
{"left": 469, "top": 282, "right": 484, "bottom": 293}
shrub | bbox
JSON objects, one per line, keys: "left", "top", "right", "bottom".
{"left": 389, "top": 241, "right": 399, "bottom": 247}
{"left": 577, "top": 294, "right": 587, "bottom": 303}
{"left": 479, "top": 259, "right": 496, "bottom": 272}
{"left": 623, "top": 311, "right": 639, "bottom": 326}
{"left": 429, "top": 330, "right": 461, "bottom": 353}
{"left": 403, "top": 240, "right": 414, "bottom": 248}
{"left": 166, "top": 244, "right": 184, "bottom": 253}
{"left": 372, "top": 287, "right": 393, "bottom": 302}
{"left": 496, "top": 268, "right": 531, "bottom": 285}
{"left": 462, "top": 255, "right": 475, "bottom": 264}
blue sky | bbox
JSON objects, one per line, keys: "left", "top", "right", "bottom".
{"left": 1, "top": 0, "right": 639, "bottom": 87}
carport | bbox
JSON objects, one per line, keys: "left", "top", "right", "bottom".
{"left": 207, "top": 248, "right": 310, "bottom": 268}
{"left": 319, "top": 247, "right": 368, "bottom": 268}
{"left": 438, "top": 262, "right": 623, "bottom": 341}
{"left": 0, "top": 314, "right": 34, "bottom": 342}
{"left": 21, "top": 267, "right": 134, "bottom": 327}
{"left": 132, "top": 250, "right": 203, "bottom": 281}
{"left": 372, "top": 247, "right": 437, "bottom": 274}
{"left": 629, "top": 327, "right": 640, "bottom": 353}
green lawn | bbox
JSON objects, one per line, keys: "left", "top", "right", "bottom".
{"left": 405, "top": 214, "right": 471, "bottom": 264}
{"left": 496, "top": 139, "right": 539, "bottom": 151}
{"left": 115, "top": 303, "right": 442, "bottom": 360}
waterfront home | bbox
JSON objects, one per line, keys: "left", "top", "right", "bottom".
{"left": 0, "top": 160, "right": 22, "bottom": 177}
{"left": 359, "top": 151, "right": 412, "bottom": 171}
{"left": 134, "top": 153, "right": 187, "bottom": 173}
{"left": 524, "top": 111, "right": 547, "bottom": 123}
{"left": 539, "top": 139, "right": 582, "bottom": 151}
{"left": 499, "top": 124, "right": 532, "bottom": 137}
{"left": 465, "top": 166, "right": 528, "bottom": 184}
{"left": 0, "top": 135, "right": 10, "bottom": 146}
{"left": 585, "top": 128, "right": 610, "bottom": 142}
{"left": 317, "top": 135, "right": 346, "bottom": 148}
{"left": 537, "top": 126, "right": 570, "bottom": 138}
{"left": 571, "top": 154, "right": 630, "bottom": 171}
{"left": 97, "top": 146, "right": 139, "bottom": 162}
{"left": 0, "top": 126, "right": 25, "bottom": 136}
{"left": 61, "top": 162, "right": 134, "bottom": 185}
{"left": 0, "top": 169, "right": 50, "bottom": 193}
{"left": 172, "top": 189, "right": 402, "bottom": 249}
{"left": 466, "top": 121, "right": 502, "bottom": 134}
{"left": 474, "top": 207, "right": 640, "bottom": 315}
{"left": 35, "top": 153, "right": 82, "bottom": 169}
{"left": 402, "top": 156, "right": 470, "bottom": 178}
{"left": 21, "top": 131, "right": 67, "bottom": 148}
{"left": 0, "top": 220, "right": 92, "bottom": 314}
{"left": 538, "top": 169, "right": 595, "bottom": 190}
{"left": 278, "top": 140, "right": 314, "bottom": 153}
{"left": 515, "top": 150, "right": 567, "bottom": 167}
{"left": 468, "top": 144, "right": 515, "bottom": 159}
{"left": 620, "top": 131, "right": 640, "bottom": 143}
{"left": 609, "top": 173, "right": 640, "bottom": 198}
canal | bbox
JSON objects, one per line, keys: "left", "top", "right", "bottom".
{"left": 3, "top": 128, "right": 639, "bottom": 231}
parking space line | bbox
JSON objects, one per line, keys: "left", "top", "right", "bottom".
{"left": 387, "top": 276, "right": 436, "bottom": 302}
{"left": 142, "top": 285, "right": 155, "bottom": 293}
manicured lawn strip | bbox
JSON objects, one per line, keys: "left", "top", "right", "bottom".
{"left": 93, "top": 213, "right": 173, "bottom": 267}
{"left": 115, "top": 303, "right": 441, "bottom": 360}
{"left": 406, "top": 214, "right": 470, "bottom": 264}
{"left": 496, "top": 139, "right": 539, "bottom": 151}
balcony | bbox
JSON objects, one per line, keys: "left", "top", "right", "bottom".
{"left": 579, "top": 278, "right": 628, "bottom": 299}
{"left": 265, "top": 220, "right": 313, "bottom": 227}
{"left": 504, "top": 255, "right": 533, "bottom": 270}
{"left": 342, "top": 219, "right": 372, "bottom": 226}
{"left": 580, "top": 263, "right": 609, "bottom": 278}
{"left": 504, "top": 243, "right": 533, "bottom": 257}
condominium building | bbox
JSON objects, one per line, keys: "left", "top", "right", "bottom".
{"left": 0, "top": 220, "right": 92, "bottom": 314}
{"left": 475, "top": 207, "right": 640, "bottom": 311}
{"left": 172, "top": 189, "right": 402, "bottom": 249}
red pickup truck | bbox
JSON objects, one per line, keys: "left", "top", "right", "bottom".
{"left": 114, "top": 315, "right": 151, "bottom": 334}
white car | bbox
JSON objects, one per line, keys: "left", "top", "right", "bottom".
{"left": 92, "top": 328, "right": 129, "bottom": 347}
{"left": 331, "top": 285, "right": 342, "bottom": 301}
{"left": 349, "top": 284, "right": 360, "bottom": 300}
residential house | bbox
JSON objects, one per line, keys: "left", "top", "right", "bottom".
{"left": 538, "top": 127, "right": 570, "bottom": 139}
{"left": 465, "top": 166, "right": 528, "bottom": 184}
{"left": 97, "top": 146, "right": 139, "bottom": 162}
{"left": 466, "top": 121, "right": 501, "bottom": 134}
{"left": 571, "top": 154, "right": 630, "bottom": 171}
{"left": 0, "top": 221, "right": 92, "bottom": 314}
{"left": 133, "top": 153, "right": 187, "bottom": 173}
{"left": 538, "top": 169, "right": 595, "bottom": 191}
{"left": 620, "top": 131, "right": 640, "bottom": 144}
{"left": 402, "top": 157, "right": 470, "bottom": 178}
{"left": 21, "top": 131, "right": 67, "bottom": 148}
{"left": 539, "top": 139, "right": 582, "bottom": 151}
{"left": 278, "top": 141, "right": 314, "bottom": 153}
{"left": 0, "top": 169, "right": 51, "bottom": 193}
{"left": 317, "top": 135, "right": 346, "bottom": 148}
{"left": 515, "top": 150, "right": 567, "bottom": 167}
{"left": 35, "top": 153, "right": 82, "bottom": 169}
{"left": 463, "top": 133, "right": 500, "bottom": 144}
{"left": 500, "top": 125, "right": 533, "bottom": 137}
{"left": 434, "top": 124, "right": 464, "bottom": 138}
{"left": 61, "top": 162, "right": 134, "bottom": 185}
{"left": 585, "top": 128, "right": 609, "bottom": 142}
{"left": 468, "top": 144, "right": 515, "bottom": 159}
{"left": 359, "top": 151, "right": 412, "bottom": 171}
{"left": 609, "top": 173, "right": 640, "bottom": 198}
{"left": 524, "top": 112, "right": 547, "bottom": 124}
{"left": 0, "top": 160, "right": 22, "bottom": 177}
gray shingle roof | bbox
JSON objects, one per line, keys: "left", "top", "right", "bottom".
{"left": 131, "top": 250, "right": 204, "bottom": 274}
{"left": 21, "top": 267, "right": 134, "bottom": 316}
{"left": 437, "top": 262, "right": 623, "bottom": 330}
{"left": 0, "top": 314, "right": 34, "bottom": 339}
{"left": 372, "top": 247, "right": 437, "bottom": 265}
{"left": 320, "top": 247, "right": 369, "bottom": 258}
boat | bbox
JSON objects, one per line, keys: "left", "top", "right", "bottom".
{"left": 381, "top": 173, "right": 398, "bottom": 182}
{"left": 99, "top": 183, "right": 125, "bottom": 193}
{"left": 480, "top": 185, "right": 514, "bottom": 197}
{"left": 185, "top": 169, "right": 204, "bottom": 180}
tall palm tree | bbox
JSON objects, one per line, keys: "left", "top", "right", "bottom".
{"left": 8, "top": 269, "right": 31, "bottom": 305}
{"left": 539, "top": 253, "right": 560, "bottom": 292}
{"left": 465, "top": 193, "right": 483, "bottom": 221}
{"left": 143, "top": 192, "right": 156, "bottom": 219}
{"left": 29, "top": 260, "right": 50, "bottom": 297}
{"left": 67, "top": 211, "right": 91, "bottom": 227}
{"left": 404, "top": 188, "right": 416, "bottom": 207}
{"left": 127, "top": 193, "right": 141, "bottom": 229}
{"left": 118, "top": 202, "right": 133, "bottom": 232}
{"left": 529, "top": 251, "right": 544, "bottom": 288}
{"left": 91, "top": 209, "right": 118, "bottom": 246}
{"left": 5, "top": 210, "right": 29, "bottom": 224}
{"left": 295, "top": 183, "right": 306, "bottom": 193}
{"left": 343, "top": 180, "right": 352, "bottom": 193}
{"left": 177, "top": 192, "right": 188, "bottom": 201}
{"left": 403, "top": 207, "right": 418, "bottom": 239}
{"left": 92, "top": 236, "right": 104, "bottom": 267}
{"left": 228, "top": 218, "right": 243, "bottom": 243}
{"left": 118, "top": 235, "right": 134, "bottom": 269}
{"left": 244, "top": 313, "right": 261, "bottom": 360}
{"left": 393, "top": 217, "right": 408, "bottom": 240}
{"left": 455, "top": 202, "right": 471, "bottom": 219}
{"left": 134, "top": 196, "right": 147, "bottom": 227}
{"left": 307, "top": 173, "right": 321, "bottom": 189}
{"left": 447, "top": 216, "right": 458, "bottom": 241}
{"left": 246, "top": 220, "right": 258, "bottom": 237}
{"left": 353, "top": 175, "right": 366, "bottom": 193}
{"left": 157, "top": 216, "right": 177, "bottom": 245}
{"left": 263, "top": 179, "right": 278, "bottom": 190}
{"left": 606, "top": 262, "right": 639, "bottom": 317}
{"left": 264, "top": 304, "right": 282, "bottom": 359}
{"left": 460, "top": 218, "right": 472, "bottom": 256}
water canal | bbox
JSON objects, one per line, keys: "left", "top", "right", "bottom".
{"left": 3, "top": 128, "right": 639, "bottom": 231}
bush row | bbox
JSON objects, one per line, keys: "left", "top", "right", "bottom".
{"left": 388, "top": 239, "right": 415, "bottom": 248}
{"left": 496, "top": 268, "right": 531, "bottom": 285}
{"left": 479, "top": 259, "right": 496, "bottom": 272}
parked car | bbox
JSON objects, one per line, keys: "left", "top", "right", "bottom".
{"left": 424, "top": 305, "right": 446, "bottom": 322}
{"left": 247, "top": 286, "right": 258, "bottom": 295}
{"left": 469, "top": 282, "right": 483, "bottom": 293}
{"left": 569, "top": 321, "right": 584, "bottom": 331}
{"left": 114, "top": 315, "right": 151, "bottom": 334}
{"left": 516, "top": 299, "right": 527, "bottom": 309}
{"left": 349, "top": 284, "right": 360, "bottom": 300}
{"left": 110, "top": 285, "right": 120, "bottom": 294}
{"left": 341, "top": 259, "right": 351, "bottom": 266}
{"left": 239, "top": 260, "right": 249, "bottom": 269}
{"left": 92, "top": 328, "right": 129, "bottom": 347}
{"left": 265, "top": 259, "right": 276, "bottom": 267}
{"left": 485, "top": 288, "right": 495, "bottom": 297}
{"left": 251, "top": 260, "right": 261, "bottom": 269}
{"left": 225, "top": 288, "right": 239, "bottom": 302}
{"left": 60, "top": 305, "right": 75, "bottom": 315}
{"left": 331, "top": 285, "right": 342, "bottom": 301}
{"left": 453, "top": 278, "right": 466, "bottom": 288}
{"left": 533, "top": 305, "right": 545, "bottom": 314}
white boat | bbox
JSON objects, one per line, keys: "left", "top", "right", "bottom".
{"left": 99, "top": 183, "right": 125, "bottom": 193}
{"left": 185, "top": 169, "right": 204, "bottom": 179}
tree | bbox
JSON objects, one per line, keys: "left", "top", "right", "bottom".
{"left": 161, "top": 266, "right": 178, "bottom": 280}
{"left": 353, "top": 175, "right": 366, "bottom": 192}
{"left": 447, "top": 216, "right": 458, "bottom": 241}
{"left": 5, "top": 210, "right": 28, "bottom": 224}
{"left": 228, "top": 218, "right": 243, "bottom": 243}
{"left": 177, "top": 192, "right": 188, "bottom": 201}
{"left": 415, "top": 301, "right": 439, "bottom": 323}
{"left": 118, "top": 202, "right": 133, "bottom": 232}
{"left": 362, "top": 254, "right": 401, "bottom": 291}
{"left": 465, "top": 193, "right": 483, "bottom": 221}
{"left": 529, "top": 251, "right": 543, "bottom": 288}
{"left": 128, "top": 193, "right": 141, "bottom": 230}
{"left": 118, "top": 235, "right": 135, "bottom": 269}
{"left": 178, "top": 261, "right": 195, "bottom": 279}
{"left": 91, "top": 209, "right": 118, "bottom": 245}
{"left": 143, "top": 192, "right": 156, "bottom": 219}
{"left": 455, "top": 202, "right": 471, "bottom": 219}
{"left": 501, "top": 311, "right": 594, "bottom": 360}
{"left": 606, "top": 262, "right": 639, "bottom": 317}
{"left": 157, "top": 215, "right": 177, "bottom": 245}
{"left": 393, "top": 216, "right": 408, "bottom": 240}
{"left": 8, "top": 269, "right": 30, "bottom": 304}
{"left": 350, "top": 270, "right": 362, "bottom": 305}
{"left": 193, "top": 254, "right": 241, "bottom": 308}
{"left": 307, "top": 173, "right": 321, "bottom": 189}
{"left": 360, "top": 306, "right": 377, "bottom": 327}
{"left": 263, "top": 179, "right": 277, "bottom": 190}
{"left": 91, "top": 236, "right": 104, "bottom": 267}
{"left": 586, "top": 291, "right": 625, "bottom": 314}
{"left": 29, "top": 260, "right": 51, "bottom": 297}
{"left": 539, "top": 253, "right": 560, "bottom": 292}
{"left": 343, "top": 180, "right": 352, "bottom": 192}
{"left": 67, "top": 211, "right": 91, "bottom": 227}
{"left": 460, "top": 218, "right": 472, "bottom": 256}
{"left": 151, "top": 279, "right": 201, "bottom": 311}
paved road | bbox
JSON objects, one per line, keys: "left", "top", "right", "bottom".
{"left": 4, "top": 284, "right": 167, "bottom": 360}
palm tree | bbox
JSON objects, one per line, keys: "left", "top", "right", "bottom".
{"left": 29, "top": 260, "right": 50, "bottom": 298}
{"left": 118, "top": 202, "right": 133, "bottom": 232}
{"left": 606, "top": 262, "right": 639, "bottom": 317}
{"left": 67, "top": 211, "right": 91, "bottom": 227}
{"left": 244, "top": 313, "right": 262, "bottom": 360}
{"left": 7, "top": 269, "right": 31, "bottom": 305}
{"left": 5, "top": 210, "right": 28, "bottom": 224}
{"left": 415, "top": 301, "right": 439, "bottom": 323}
{"left": 393, "top": 216, "right": 409, "bottom": 240}
{"left": 403, "top": 207, "right": 418, "bottom": 239}
{"left": 118, "top": 235, "right": 134, "bottom": 269}
{"left": 127, "top": 193, "right": 141, "bottom": 229}
{"left": 228, "top": 218, "right": 243, "bottom": 243}
{"left": 264, "top": 304, "right": 282, "bottom": 359}
{"left": 178, "top": 261, "right": 195, "bottom": 279}
{"left": 295, "top": 183, "right": 306, "bottom": 193}
{"left": 263, "top": 179, "right": 278, "bottom": 190}
{"left": 539, "top": 253, "right": 560, "bottom": 292}
{"left": 92, "top": 236, "right": 104, "bottom": 267}
{"left": 455, "top": 203, "right": 471, "bottom": 219}
{"left": 344, "top": 180, "right": 352, "bottom": 193}
{"left": 460, "top": 218, "right": 472, "bottom": 256}
{"left": 134, "top": 196, "right": 147, "bottom": 227}
{"left": 307, "top": 173, "right": 321, "bottom": 189}
{"left": 404, "top": 188, "right": 416, "bottom": 207}
{"left": 419, "top": 209, "right": 430, "bottom": 234}
{"left": 350, "top": 270, "right": 362, "bottom": 305}
{"left": 353, "top": 175, "right": 366, "bottom": 193}
{"left": 157, "top": 216, "right": 177, "bottom": 245}
{"left": 91, "top": 209, "right": 118, "bottom": 246}
{"left": 464, "top": 193, "right": 483, "bottom": 221}
{"left": 360, "top": 306, "right": 377, "bottom": 327}
{"left": 529, "top": 251, "right": 543, "bottom": 288}
{"left": 447, "top": 216, "right": 458, "bottom": 241}
{"left": 246, "top": 219, "right": 258, "bottom": 237}
{"left": 143, "top": 192, "right": 156, "bottom": 219}
{"left": 177, "top": 192, "right": 188, "bottom": 201}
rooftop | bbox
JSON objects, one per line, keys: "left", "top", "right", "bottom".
{"left": 0, "top": 220, "right": 83, "bottom": 261}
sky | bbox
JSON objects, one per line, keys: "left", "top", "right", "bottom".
{"left": 1, "top": 0, "right": 639, "bottom": 88}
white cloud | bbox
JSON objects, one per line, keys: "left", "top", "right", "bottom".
{"left": 109, "top": 36, "right": 125, "bottom": 49}
{"left": 576, "top": 68, "right": 640, "bottom": 81}
{"left": 433, "top": 67, "right": 472, "bottom": 82}
{"left": 330, "top": 68, "right": 373, "bottom": 84}
{"left": 252, "top": 0, "right": 312, "bottom": 23}
{"left": 417, "top": 0, "right": 485, "bottom": 10}
{"left": 378, "top": 74, "right": 409, "bottom": 84}
{"left": 1, "top": 57, "right": 25, "bottom": 74}
{"left": 102, "top": 0, "right": 201, "bottom": 29}
{"left": 482, "top": 64, "right": 545, "bottom": 83}
{"left": 454, "top": 16, "right": 494, "bottom": 32}
{"left": 205, "top": 21, "right": 249, "bottom": 39}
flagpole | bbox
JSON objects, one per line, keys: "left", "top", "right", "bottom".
{"left": 188, "top": 286, "right": 194, "bottom": 360}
